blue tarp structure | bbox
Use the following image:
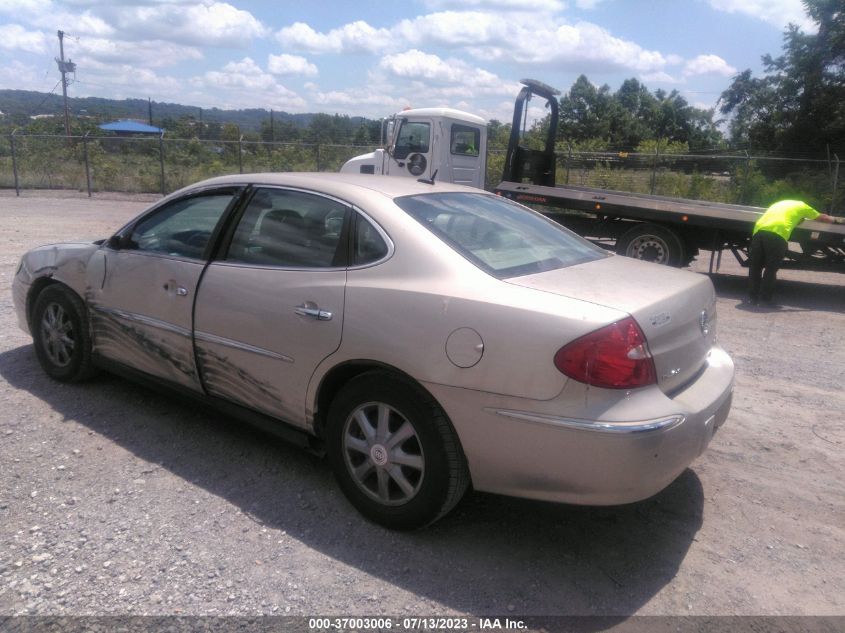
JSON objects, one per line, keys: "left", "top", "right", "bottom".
{"left": 99, "top": 120, "right": 163, "bottom": 134}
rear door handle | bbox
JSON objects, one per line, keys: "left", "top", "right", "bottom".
{"left": 295, "top": 304, "right": 333, "bottom": 321}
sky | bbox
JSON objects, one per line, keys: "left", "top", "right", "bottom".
{"left": 0, "top": 0, "right": 818, "bottom": 123}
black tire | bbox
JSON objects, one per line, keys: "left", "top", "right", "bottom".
{"left": 616, "top": 223, "right": 687, "bottom": 267}
{"left": 326, "top": 371, "right": 469, "bottom": 530}
{"left": 31, "top": 284, "right": 96, "bottom": 383}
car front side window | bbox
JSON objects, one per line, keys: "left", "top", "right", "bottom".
{"left": 127, "top": 193, "right": 235, "bottom": 259}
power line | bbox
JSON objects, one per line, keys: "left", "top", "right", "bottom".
{"left": 32, "top": 79, "right": 63, "bottom": 112}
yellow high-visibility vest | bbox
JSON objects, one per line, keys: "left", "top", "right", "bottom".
{"left": 753, "top": 200, "right": 820, "bottom": 241}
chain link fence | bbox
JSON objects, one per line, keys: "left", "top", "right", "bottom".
{"left": 487, "top": 148, "right": 842, "bottom": 212}
{"left": 3, "top": 132, "right": 841, "bottom": 212}
{"left": 1, "top": 133, "right": 377, "bottom": 196}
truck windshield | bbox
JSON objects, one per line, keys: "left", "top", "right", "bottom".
{"left": 393, "top": 122, "right": 430, "bottom": 159}
{"left": 395, "top": 192, "right": 608, "bottom": 278}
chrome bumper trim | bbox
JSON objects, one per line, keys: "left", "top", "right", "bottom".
{"left": 490, "top": 409, "right": 686, "bottom": 434}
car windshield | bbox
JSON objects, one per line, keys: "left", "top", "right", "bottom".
{"left": 395, "top": 192, "right": 608, "bottom": 278}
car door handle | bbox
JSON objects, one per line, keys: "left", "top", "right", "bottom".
{"left": 295, "top": 305, "right": 333, "bottom": 321}
{"left": 163, "top": 283, "right": 189, "bottom": 297}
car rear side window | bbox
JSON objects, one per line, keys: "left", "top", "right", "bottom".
{"left": 395, "top": 192, "right": 608, "bottom": 278}
{"left": 354, "top": 214, "right": 389, "bottom": 266}
{"left": 225, "top": 188, "right": 350, "bottom": 268}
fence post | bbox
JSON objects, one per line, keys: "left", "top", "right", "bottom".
{"left": 833, "top": 154, "right": 840, "bottom": 214}
{"left": 650, "top": 142, "right": 660, "bottom": 194}
{"left": 83, "top": 131, "right": 92, "bottom": 197}
{"left": 10, "top": 129, "right": 20, "bottom": 197}
{"left": 741, "top": 150, "right": 750, "bottom": 204}
{"left": 158, "top": 132, "right": 166, "bottom": 195}
{"left": 565, "top": 143, "right": 572, "bottom": 185}
{"left": 238, "top": 135, "right": 244, "bottom": 174}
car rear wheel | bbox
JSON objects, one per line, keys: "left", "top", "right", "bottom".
{"left": 326, "top": 372, "right": 469, "bottom": 530}
{"left": 617, "top": 223, "right": 687, "bottom": 267}
{"left": 32, "top": 285, "right": 96, "bottom": 382}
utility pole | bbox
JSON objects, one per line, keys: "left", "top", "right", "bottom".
{"left": 148, "top": 98, "right": 153, "bottom": 126}
{"left": 55, "top": 30, "right": 76, "bottom": 140}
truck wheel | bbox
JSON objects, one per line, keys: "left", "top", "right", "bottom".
{"left": 616, "top": 223, "right": 687, "bottom": 267}
{"left": 326, "top": 371, "right": 469, "bottom": 530}
{"left": 32, "top": 284, "right": 96, "bottom": 382}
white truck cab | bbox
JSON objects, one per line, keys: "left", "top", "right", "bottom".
{"left": 340, "top": 107, "right": 487, "bottom": 188}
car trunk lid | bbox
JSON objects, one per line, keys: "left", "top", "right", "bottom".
{"left": 506, "top": 255, "right": 717, "bottom": 394}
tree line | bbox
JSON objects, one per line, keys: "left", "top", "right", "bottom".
{"left": 549, "top": 0, "right": 843, "bottom": 156}
{"left": 2, "top": 0, "right": 841, "bottom": 159}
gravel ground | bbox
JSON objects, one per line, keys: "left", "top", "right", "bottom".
{"left": 0, "top": 190, "right": 843, "bottom": 618}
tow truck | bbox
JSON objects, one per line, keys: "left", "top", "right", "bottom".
{"left": 341, "top": 79, "right": 845, "bottom": 272}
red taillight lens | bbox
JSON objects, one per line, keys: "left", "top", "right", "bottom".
{"left": 554, "top": 317, "right": 657, "bottom": 389}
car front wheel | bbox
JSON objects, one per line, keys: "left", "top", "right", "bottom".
{"left": 326, "top": 372, "right": 469, "bottom": 530}
{"left": 32, "top": 285, "right": 96, "bottom": 382}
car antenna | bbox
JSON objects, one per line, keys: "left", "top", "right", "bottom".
{"left": 417, "top": 169, "right": 438, "bottom": 185}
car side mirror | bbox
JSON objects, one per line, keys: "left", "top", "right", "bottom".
{"left": 107, "top": 234, "right": 131, "bottom": 250}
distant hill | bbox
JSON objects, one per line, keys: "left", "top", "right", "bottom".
{"left": 0, "top": 89, "right": 318, "bottom": 131}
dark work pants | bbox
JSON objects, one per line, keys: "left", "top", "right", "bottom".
{"left": 748, "top": 230, "right": 788, "bottom": 301}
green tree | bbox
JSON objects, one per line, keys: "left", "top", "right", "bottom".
{"left": 559, "top": 75, "right": 615, "bottom": 143}
{"left": 559, "top": 76, "right": 722, "bottom": 151}
{"left": 719, "top": 0, "right": 845, "bottom": 152}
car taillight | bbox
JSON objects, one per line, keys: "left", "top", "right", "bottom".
{"left": 554, "top": 316, "right": 656, "bottom": 389}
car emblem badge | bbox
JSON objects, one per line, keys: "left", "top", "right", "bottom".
{"left": 370, "top": 445, "right": 389, "bottom": 467}
{"left": 699, "top": 310, "right": 711, "bottom": 336}
{"left": 649, "top": 311, "right": 671, "bottom": 327}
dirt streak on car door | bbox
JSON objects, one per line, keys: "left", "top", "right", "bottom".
{"left": 192, "top": 264, "right": 346, "bottom": 426}
{"left": 89, "top": 191, "right": 237, "bottom": 391}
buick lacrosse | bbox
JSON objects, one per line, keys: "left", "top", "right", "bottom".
{"left": 13, "top": 173, "right": 733, "bottom": 529}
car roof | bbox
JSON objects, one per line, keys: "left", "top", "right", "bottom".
{"left": 176, "top": 172, "right": 486, "bottom": 203}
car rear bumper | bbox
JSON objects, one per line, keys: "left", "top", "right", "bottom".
{"left": 424, "top": 345, "right": 734, "bottom": 505}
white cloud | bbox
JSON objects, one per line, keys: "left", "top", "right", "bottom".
{"left": 394, "top": 11, "right": 510, "bottom": 49}
{"left": 639, "top": 71, "right": 679, "bottom": 83}
{"left": 422, "top": 0, "right": 564, "bottom": 11}
{"left": 707, "top": 0, "right": 815, "bottom": 31}
{"left": 193, "top": 57, "right": 306, "bottom": 110}
{"left": 574, "top": 0, "right": 607, "bottom": 8}
{"left": 276, "top": 20, "right": 391, "bottom": 54}
{"left": 0, "top": 24, "right": 48, "bottom": 54}
{"left": 312, "top": 89, "right": 407, "bottom": 109}
{"left": 74, "top": 38, "right": 203, "bottom": 68}
{"left": 111, "top": 2, "right": 266, "bottom": 46}
{"left": 0, "top": 0, "right": 49, "bottom": 13}
{"left": 379, "top": 49, "right": 517, "bottom": 95}
{"left": 1, "top": 0, "right": 263, "bottom": 43}
{"left": 683, "top": 54, "right": 737, "bottom": 77}
{"left": 0, "top": 60, "right": 55, "bottom": 93}
{"left": 280, "top": 13, "right": 670, "bottom": 75}
{"left": 81, "top": 66, "right": 184, "bottom": 97}
{"left": 267, "top": 53, "right": 318, "bottom": 77}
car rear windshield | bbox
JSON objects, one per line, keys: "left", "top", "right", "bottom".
{"left": 395, "top": 192, "right": 608, "bottom": 278}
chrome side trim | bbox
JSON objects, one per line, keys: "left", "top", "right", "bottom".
{"left": 490, "top": 409, "right": 686, "bottom": 434}
{"left": 92, "top": 305, "right": 191, "bottom": 338}
{"left": 194, "top": 330, "right": 294, "bottom": 363}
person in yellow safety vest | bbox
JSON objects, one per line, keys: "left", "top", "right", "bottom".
{"left": 748, "top": 200, "right": 843, "bottom": 306}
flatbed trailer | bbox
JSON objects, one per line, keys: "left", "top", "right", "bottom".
{"left": 493, "top": 80, "right": 845, "bottom": 273}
